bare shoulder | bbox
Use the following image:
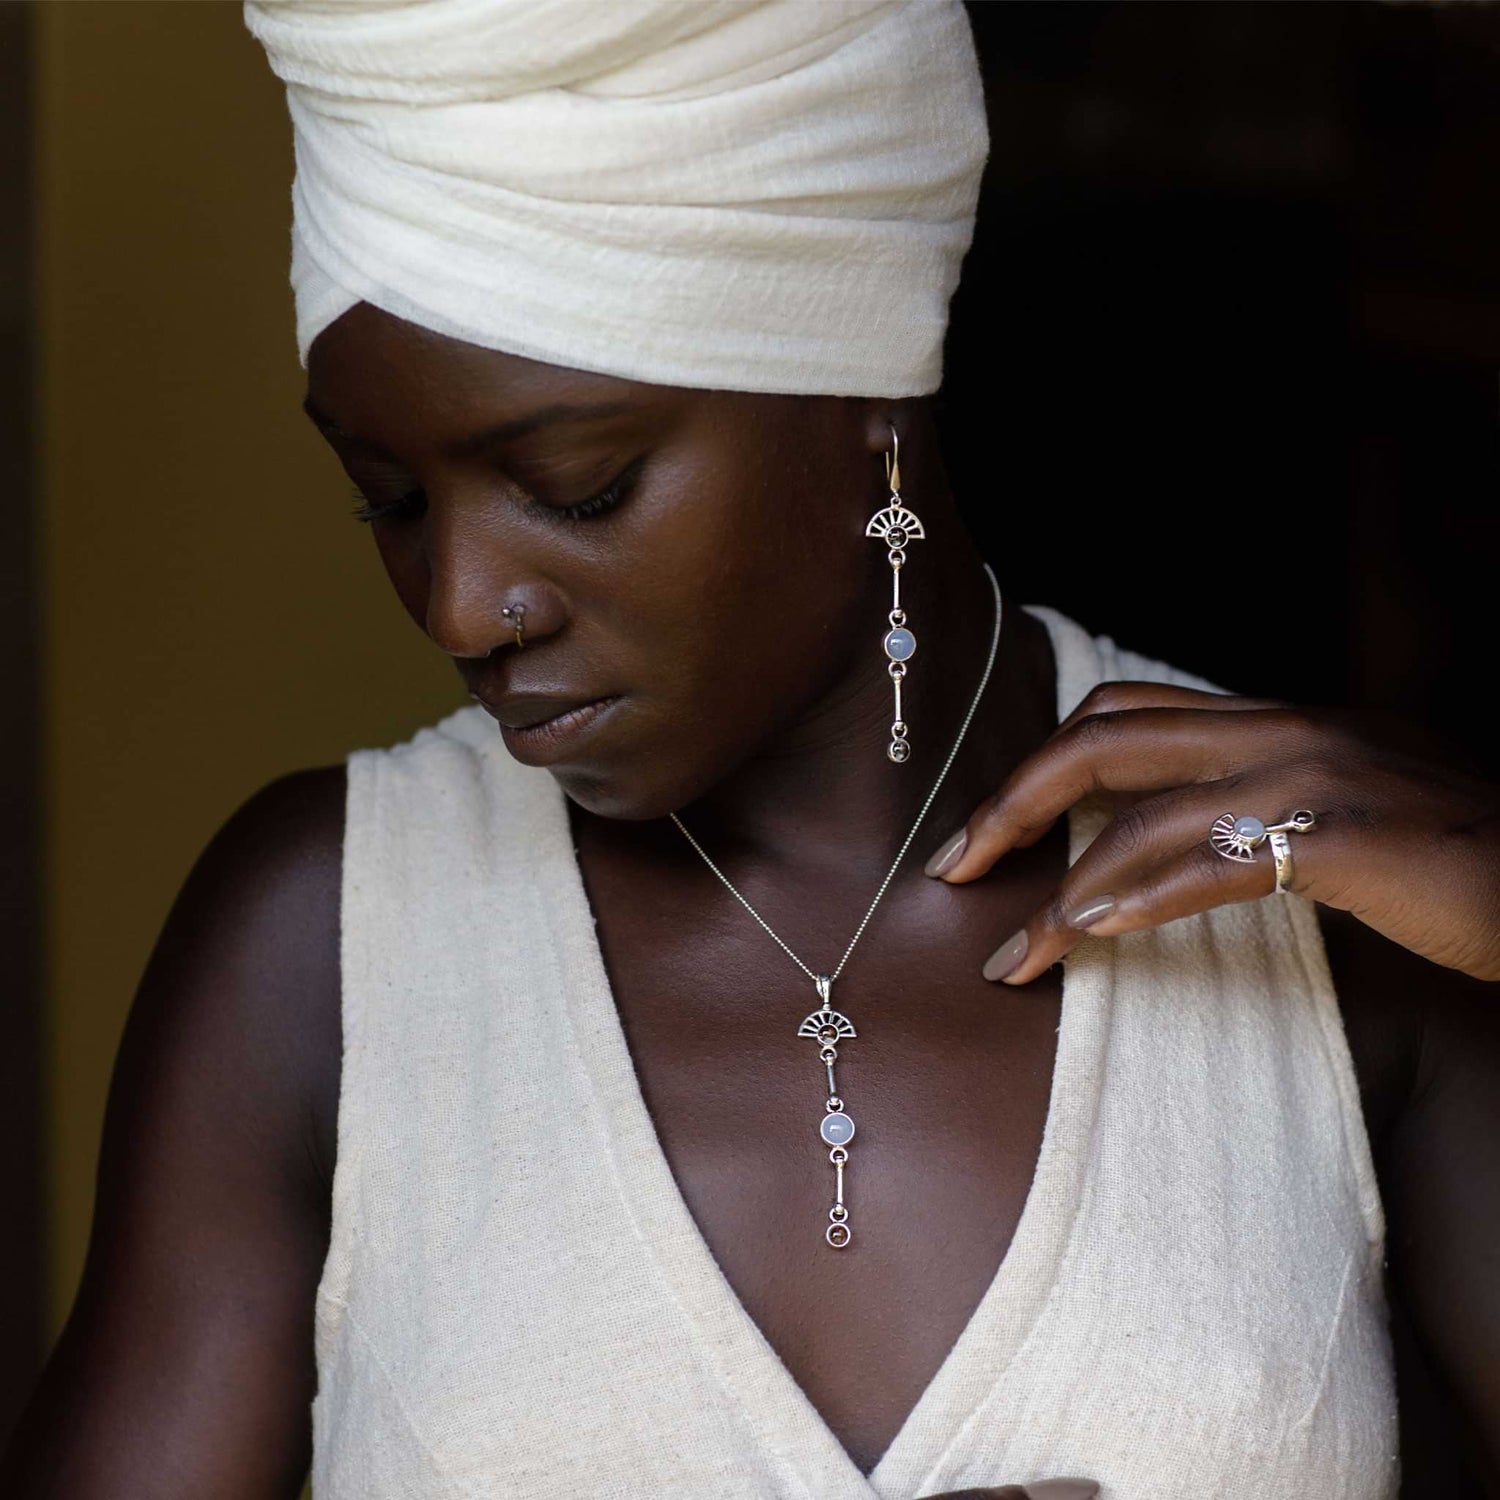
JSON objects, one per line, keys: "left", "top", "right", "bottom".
{"left": 0, "top": 763, "right": 347, "bottom": 1497}
{"left": 169, "top": 763, "right": 347, "bottom": 1187}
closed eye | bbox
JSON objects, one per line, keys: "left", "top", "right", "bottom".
{"left": 349, "top": 457, "right": 642, "bottom": 525}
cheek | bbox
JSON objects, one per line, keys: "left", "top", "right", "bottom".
{"left": 606, "top": 457, "right": 866, "bottom": 732}
{"left": 372, "top": 529, "right": 429, "bottom": 631}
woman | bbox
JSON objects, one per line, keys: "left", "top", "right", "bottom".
{"left": 4, "top": 2, "right": 1497, "bottom": 1497}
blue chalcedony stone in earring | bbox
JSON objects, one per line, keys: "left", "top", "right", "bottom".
{"left": 883, "top": 627, "right": 917, "bottom": 661}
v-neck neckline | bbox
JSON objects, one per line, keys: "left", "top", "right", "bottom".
{"left": 516, "top": 605, "right": 1114, "bottom": 1500}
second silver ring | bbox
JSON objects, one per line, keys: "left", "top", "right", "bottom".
{"left": 1267, "top": 828, "right": 1296, "bottom": 893}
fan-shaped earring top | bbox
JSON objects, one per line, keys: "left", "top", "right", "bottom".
{"left": 864, "top": 505, "right": 926, "bottom": 547}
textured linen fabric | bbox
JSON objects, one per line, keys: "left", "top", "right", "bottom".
{"left": 241, "top": 0, "right": 988, "bottom": 395}
{"left": 316, "top": 605, "right": 1399, "bottom": 1499}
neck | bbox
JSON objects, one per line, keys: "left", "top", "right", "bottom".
{"left": 664, "top": 481, "right": 1059, "bottom": 886}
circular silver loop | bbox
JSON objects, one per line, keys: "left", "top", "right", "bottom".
{"left": 1272, "top": 808, "right": 1318, "bottom": 835}
{"left": 888, "top": 660, "right": 907, "bottom": 680}
{"left": 828, "top": 1146, "right": 849, "bottom": 1164}
{"left": 819, "top": 1045, "right": 838, "bottom": 1064}
{"left": 826, "top": 1221, "right": 852, "bottom": 1249}
{"left": 826, "top": 1096, "right": 843, "bottom": 1111}
{"left": 888, "top": 548, "right": 905, "bottom": 569}
{"left": 889, "top": 608, "right": 906, "bottom": 627}
{"left": 829, "top": 1204, "right": 848, "bottom": 1222}
{"left": 891, "top": 720, "right": 908, "bottom": 737}
{"left": 500, "top": 602, "right": 527, "bottom": 649}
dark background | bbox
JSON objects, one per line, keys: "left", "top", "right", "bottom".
{"left": 944, "top": 3, "right": 1497, "bottom": 781}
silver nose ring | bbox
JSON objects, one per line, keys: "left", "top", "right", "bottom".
{"left": 500, "top": 603, "right": 526, "bottom": 649}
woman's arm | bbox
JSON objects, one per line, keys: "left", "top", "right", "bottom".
{"left": 0, "top": 767, "right": 346, "bottom": 1498}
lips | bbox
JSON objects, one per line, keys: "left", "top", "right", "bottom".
{"left": 474, "top": 692, "right": 615, "bottom": 731}
{"left": 478, "top": 692, "right": 623, "bottom": 769}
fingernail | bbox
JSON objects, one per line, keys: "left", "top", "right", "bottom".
{"left": 1064, "top": 894, "right": 1115, "bottom": 929}
{"left": 982, "top": 929, "right": 1028, "bottom": 981}
{"left": 1022, "top": 1483, "right": 1100, "bottom": 1500}
{"left": 924, "top": 829, "right": 967, "bottom": 878}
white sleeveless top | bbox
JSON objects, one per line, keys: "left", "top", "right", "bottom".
{"left": 312, "top": 605, "right": 1399, "bottom": 1500}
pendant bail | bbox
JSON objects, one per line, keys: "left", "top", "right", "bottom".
{"left": 815, "top": 973, "right": 832, "bottom": 1005}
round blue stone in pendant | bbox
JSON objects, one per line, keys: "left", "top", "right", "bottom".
{"left": 820, "top": 1111, "right": 855, "bottom": 1146}
{"left": 883, "top": 627, "right": 917, "bottom": 662}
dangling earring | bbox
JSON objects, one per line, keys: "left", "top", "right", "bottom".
{"left": 865, "top": 424, "right": 925, "bottom": 764}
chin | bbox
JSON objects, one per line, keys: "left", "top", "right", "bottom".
{"left": 552, "top": 731, "right": 749, "bottom": 822}
{"left": 550, "top": 765, "right": 679, "bottom": 823}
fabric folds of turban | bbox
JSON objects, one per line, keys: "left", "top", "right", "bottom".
{"left": 244, "top": 0, "right": 989, "bottom": 397}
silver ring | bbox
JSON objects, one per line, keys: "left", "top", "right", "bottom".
{"left": 1268, "top": 829, "right": 1296, "bottom": 893}
{"left": 1210, "top": 809, "right": 1316, "bottom": 885}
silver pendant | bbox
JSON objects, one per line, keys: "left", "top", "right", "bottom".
{"left": 798, "top": 976, "right": 856, "bottom": 1248}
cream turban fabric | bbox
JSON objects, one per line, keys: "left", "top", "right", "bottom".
{"left": 244, "top": 0, "right": 989, "bottom": 397}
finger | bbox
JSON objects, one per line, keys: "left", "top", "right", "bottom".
{"left": 931, "top": 703, "right": 1310, "bottom": 883}
{"left": 930, "top": 680, "right": 1289, "bottom": 886}
{"left": 988, "top": 825, "right": 1275, "bottom": 986}
{"left": 1053, "top": 680, "right": 1286, "bottom": 737}
{"left": 977, "top": 780, "right": 1272, "bottom": 983}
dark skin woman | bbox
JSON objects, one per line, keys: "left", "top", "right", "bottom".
{"left": 4, "top": 301, "right": 1498, "bottom": 1497}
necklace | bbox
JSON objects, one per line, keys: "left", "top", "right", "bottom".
{"left": 668, "top": 561, "right": 1003, "bottom": 1249}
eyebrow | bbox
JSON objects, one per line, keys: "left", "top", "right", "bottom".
{"left": 300, "top": 396, "right": 635, "bottom": 459}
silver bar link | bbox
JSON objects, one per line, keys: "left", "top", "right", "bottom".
{"left": 827, "top": 1144, "right": 851, "bottom": 1249}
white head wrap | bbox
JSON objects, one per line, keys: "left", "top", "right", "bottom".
{"left": 244, "top": 0, "right": 988, "bottom": 397}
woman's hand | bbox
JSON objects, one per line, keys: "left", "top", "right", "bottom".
{"left": 924, "top": 682, "right": 1500, "bottom": 986}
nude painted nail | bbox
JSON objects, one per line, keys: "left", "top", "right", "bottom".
{"left": 982, "top": 929, "right": 1028, "bottom": 981}
{"left": 1065, "top": 894, "right": 1115, "bottom": 930}
{"left": 924, "top": 829, "right": 967, "bottom": 878}
{"left": 1022, "top": 1483, "right": 1100, "bottom": 1500}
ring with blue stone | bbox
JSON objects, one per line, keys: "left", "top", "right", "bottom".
{"left": 1210, "top": 808, "right": 1317, "bottom": 864}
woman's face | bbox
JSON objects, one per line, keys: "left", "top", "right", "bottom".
{"left": 305, "top": 303, "right": 893, "bottom": 819}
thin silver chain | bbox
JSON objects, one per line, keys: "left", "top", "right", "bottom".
{"left": 668, "top": 562, "right": 1002, "bottom": 987}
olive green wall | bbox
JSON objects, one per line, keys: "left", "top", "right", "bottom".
{"left": 37, "top": 1, "right": 459, "bottom": 1341}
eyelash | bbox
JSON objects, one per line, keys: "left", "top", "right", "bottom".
{"left": 349, "top": 461, "right": 640, "bottom": 525}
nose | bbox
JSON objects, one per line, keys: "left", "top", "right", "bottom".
{"left": 421, "top": 510, "right": 562, "bottom": 659}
